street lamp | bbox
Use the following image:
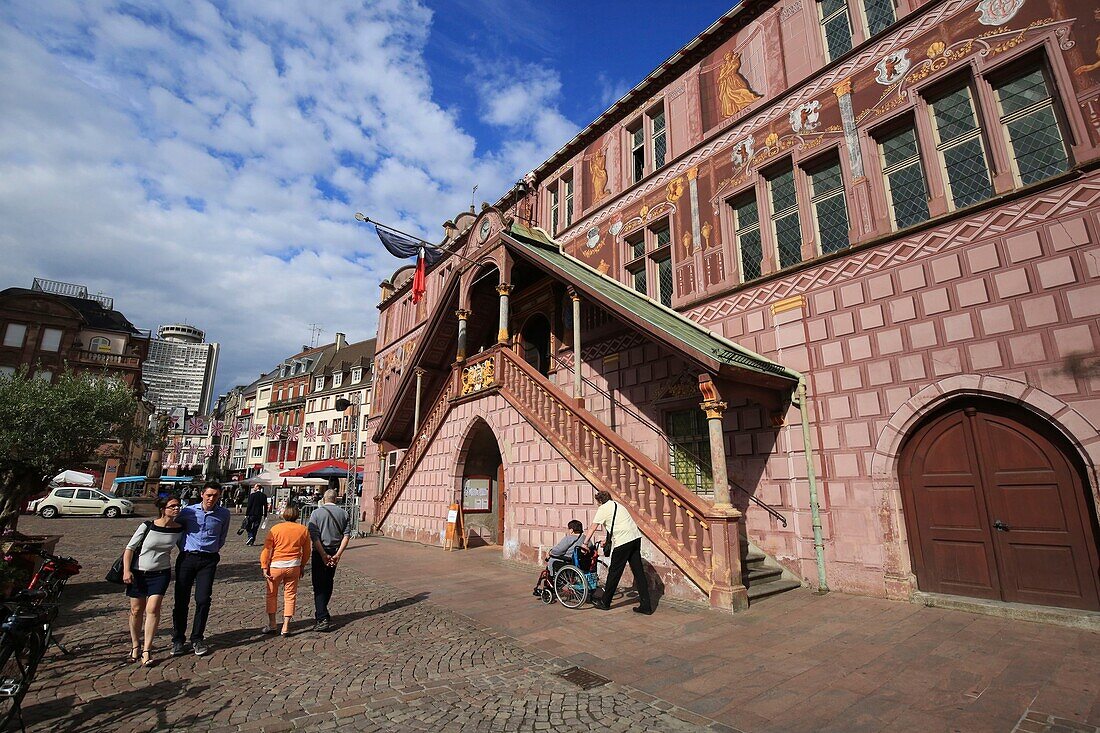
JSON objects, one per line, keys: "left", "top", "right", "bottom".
{"left": 334, "top": 393, "right": 361, "bottom": 536}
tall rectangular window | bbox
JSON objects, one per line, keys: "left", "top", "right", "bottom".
{"left": 863, "top": 0, "right": 895, "bottom": 36}
{"left": 549, "top": 186, "right": 559, "bottom": 236}
{"left": 731, "top": 194, "right": 763, "bottom": 282}
{"left": 768, "top": 167, "right": 803, "bottom": 269}
{"left": 819, "top": 0, "right": 853, "bottom": 61}
{"left": 878, "top": 124, "right": 930, "bottom": 229}
{"left": 651, "top": 108, "right": 667, "bottom": 169}
{"left": 994, "top": 66, "right": 1069, "bottom": 186}
{"left": 929, "top": 84, "right": 993, "bottom": 209}
{"left": 807, "top": 157, "right": 849, "bottom": 254}
{"left": 656, "top": 256, "right": 673, "bottom": 307}
{"left": 40, "top": 328, "right": 62, "bottom": 352}
{"left": 3, "top": 323, "right": 26, "bottom": 348}
{"left": 563, "top": 175, "right": 574, "bottom": 228}
{"left": 667, "top": 409, "right": 713, "bottom": 494}
{"left": 630, "top": 123, "right": 645, "bottom": 183}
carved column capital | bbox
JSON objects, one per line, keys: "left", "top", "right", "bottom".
{"left": 495, "top": 283, "right": 513, "bottom": 296}
{"left": 567, "top": 286, "right": 581, "bottom": 302}
{"left": 833, "top": 78, "right": 853, "bottom": 98}
{"left": 700, "top": 399, "right": 728, "bottom": 420}
{"left": 413, "top": 367, "right": 426, "bottom": 378}
{"left": 455, "top": 308, "right": 471, "bottom": 321}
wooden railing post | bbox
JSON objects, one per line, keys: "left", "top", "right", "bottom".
{"left": 706, "top": 507, "right": 748, "bottom": 611}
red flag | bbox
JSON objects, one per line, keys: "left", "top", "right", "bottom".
{"left": 411, "top": 247, "right": 427, "bottom": 304}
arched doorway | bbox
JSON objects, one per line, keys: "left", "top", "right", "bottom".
{"left": 519, "top": 314, "right": 551, "bottom": 376}
{"left": 899, "top": 399, "right": 1100, "bottom": 610}
{"left": 457, "top": 420, "right": 504, "bottom": 547}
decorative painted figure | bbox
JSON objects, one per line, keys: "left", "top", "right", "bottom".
{"left": 975, "top": 0, "right": 1025, "bottom": 26}
{"left": 789, "top": 100, "right": 821, "bottom": 134}
{"left": 731, "top": 137, "right": 755, "bottom": 168}
{"left": 1076, "top": 10, "right": 1100, "bottom": 76}
{"left": 875, "top": 50, "right": 911, "bottom": 86}
{"left": 590, "top": 149, "right": 610, "bottom": 204}
{"left": 717, "top": 51, "right": 762, "bottom": 117}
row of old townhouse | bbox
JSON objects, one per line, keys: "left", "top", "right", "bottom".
{"left": 198, "top": 334, "right": 376, "bottom": 486}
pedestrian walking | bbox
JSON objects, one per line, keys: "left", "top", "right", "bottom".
{"left": 171, "top": 481, "right": 232, "bottom": 656}
{"left": 259, "top": 504, "right": 311, "bottom": 636}
{"left": 244, "top": 485, "right": 268, "bottom": 546}
{"left": 305, "top": 489, "right": 351, "bottom": 631}
{"left": 583, "top": 490, "right": 653, "bottom": 614}
{"left": 121, "top": 495, "right": 183, "bottom": 667}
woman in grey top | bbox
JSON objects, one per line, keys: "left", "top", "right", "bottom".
{"left": 122, "top": 495, "right": 183, "bottom": 666}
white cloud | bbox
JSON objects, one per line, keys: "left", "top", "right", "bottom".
{"left": 0, "top": 0, "right": 578, "bottom": 398}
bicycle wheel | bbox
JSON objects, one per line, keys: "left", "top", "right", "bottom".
{"left": 553, "top": 566, "right": 588, "bottom": 609}
{"left": 0, "top": 628, "right": 46, "bottom": 731}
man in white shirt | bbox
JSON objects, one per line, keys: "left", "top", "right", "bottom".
{"left": 583, "top": 490, "right": 653, "bottom": 614}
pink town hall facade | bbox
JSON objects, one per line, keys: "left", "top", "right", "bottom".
{"left": 363, "top": 0, "right": 1100, "bottom": 614}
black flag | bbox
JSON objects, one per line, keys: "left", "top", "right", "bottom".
{"left": 375, "top": 226, "right": 442, "bottom": 265}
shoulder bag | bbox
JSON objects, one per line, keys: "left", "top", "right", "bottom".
{"left": 602, "top": 503, "right": 617, "bottom": 557}
{"left": 106, "top": 521, "right": 153, "bottom": 584}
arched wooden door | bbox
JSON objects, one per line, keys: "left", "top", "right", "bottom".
{"left": 899, "top": 401, "right": 1100, "bottom": 611}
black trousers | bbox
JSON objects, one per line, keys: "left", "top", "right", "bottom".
{"left": 601, "top": 538, "right": 651, "bottom": 610}
{"left": 172, "top": 551, "right": 220, "bottom": 643}
{"left": 311, "top": 548, "right": 339, "bottom": 621}
{"left": 245, "top": 515, "right": 263, "bottom": 543}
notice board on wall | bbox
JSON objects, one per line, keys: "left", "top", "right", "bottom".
{"left": 462, "top": 476, "right": 492, "bottom": 513}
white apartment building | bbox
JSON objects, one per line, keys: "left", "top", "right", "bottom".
{"left": 142, "top": 323, "right": 220, "bottom": 414}
{"left": 300, "top": 337, "right": 375, "bottom": 468}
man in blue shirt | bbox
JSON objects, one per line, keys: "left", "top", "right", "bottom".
{"left": 171, "top": 481, "right": 232, "bottom": 656}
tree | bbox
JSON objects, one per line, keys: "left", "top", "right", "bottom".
{"left": 0, "top": 370, "right": 137, "bottom": 531}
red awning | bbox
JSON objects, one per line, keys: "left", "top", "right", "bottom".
{"left": 280, "top": 459, "right": 349, "bottom": 477}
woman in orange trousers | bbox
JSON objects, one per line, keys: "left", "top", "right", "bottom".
{"left": 259, "top": 504, "right": 312, "bottom": 636}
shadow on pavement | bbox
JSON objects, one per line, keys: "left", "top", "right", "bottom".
{"left": 21, "top": 681, "right": 212, "bottom": 732}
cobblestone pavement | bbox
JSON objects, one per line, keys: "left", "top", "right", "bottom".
{"left": 13, "top": 508, "right": 730, "bottom": 733}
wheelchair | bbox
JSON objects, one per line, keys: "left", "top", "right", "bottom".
{"left": 532, "top": 543, "right": 602, "bottom": 609}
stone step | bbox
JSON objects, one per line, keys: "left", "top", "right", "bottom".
{"left": 743, "top": 565, "right": 783, "bottom": 585}
{"left": 746, "top": 579, "right": 803, "bottom": 602}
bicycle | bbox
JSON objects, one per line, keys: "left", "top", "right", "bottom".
{"left": 0, "top": 589, "right": 53, "bottom": 732}
{"left": 0, "top": 549, "right": 80, "bottom": 731}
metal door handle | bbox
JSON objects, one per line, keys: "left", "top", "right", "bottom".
{"left": 992, "top": 520, "right": 1009, "bottom": 532}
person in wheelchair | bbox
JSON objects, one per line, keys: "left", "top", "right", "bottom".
{"left": 533, "top": 520, "right": 584, "bottom": 598}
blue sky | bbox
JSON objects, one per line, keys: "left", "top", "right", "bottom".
{"left": 0, "top": 0, "right": 732, "bottom": 401}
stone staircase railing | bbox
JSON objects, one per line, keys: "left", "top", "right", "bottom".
{"left": 494, "top": 347, "right": 746, "bottom": 609}
{"left": 373, "top": 378, "right": 456, "bottom": 529}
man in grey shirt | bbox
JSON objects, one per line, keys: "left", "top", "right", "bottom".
{"left": 306, "top": 489, "right": 351, "bottom": 631}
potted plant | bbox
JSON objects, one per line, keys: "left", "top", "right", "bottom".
{"left": 0, "top": 553, "right": 30, "bottom": 600}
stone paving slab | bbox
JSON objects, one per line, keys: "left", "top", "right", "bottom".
{"left": 343, "top": 536, "right": 1100, "bottom": 733}
{"left": 14, "top": 510, "right": 731, "bottom": 732}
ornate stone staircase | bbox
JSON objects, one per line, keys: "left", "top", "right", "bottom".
{"left": 374, "top": 345, "right": 801, "bottom": 609}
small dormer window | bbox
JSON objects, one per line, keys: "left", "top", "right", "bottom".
{"left": 352, "top": 368, "right": 362, "bottom": 383}
{"left": 314, "top": 376, "right": 324, "bottom": 390}
{"left": 333, "top": 372, "right": 343, "bottom": 387}
{"left": 89, "top": 336, "right": 111, "bottom": 353}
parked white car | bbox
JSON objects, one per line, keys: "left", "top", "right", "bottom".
{"left": 30, "top": 487, "right": 134, "bottom": 519}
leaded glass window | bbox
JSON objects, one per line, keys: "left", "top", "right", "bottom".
{"left": 879, "top": 124, "right": 930, "bottom": 229}
{"left": 631, "top": 124, "right": 645, "bottom": 183}
{"left": 732, "top": 194, "right": 763, "bottom": 282}
{"left": 929, "top": 85, "right": 993, "bottom": 209}
{"left": 819, "top": 0, "right": 853, "bottom": 61}
{"left": 651, "top": 109, "right": 667, "bottom": 169}
{"left": 768, "top": 167, "right": 803, "bottom": 269}
{"left": 656, "top": 256, "right": 673, "bottom": 307}
{"left": 550, "top": 187, "right": 559, "bottom": 236}
{"left": 653, "top": 223, "right": 671, "bottom": 250}
{"left": 563, "top": 176, "right": 574, "bottom": 228}
{"left": 808, "top": 158, "right": 849, "bottom": 254}
{"left": 631, "top": 267, "right": 647, "bottom": 295}
{"left": 863, "top": 0, "right": 895, "bottom": 36}
{"left": 994, "top": 67, "right": 1069, "bottom": 186}
{"left": 627, "top": 231, "right": 645, "bottom": 260}
{"left": 667, "top": 409, "right": 713, "bottom": 495}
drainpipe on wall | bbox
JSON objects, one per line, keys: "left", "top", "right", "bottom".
{"left": 796, "top": 377, "right": 829, "bottom": 593}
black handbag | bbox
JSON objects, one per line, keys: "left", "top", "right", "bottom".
{"left": 106, "top": 521, "right": 152, "bottom": 584}
{"left": 602, "top": 503, "right": 617, "bottom": 557}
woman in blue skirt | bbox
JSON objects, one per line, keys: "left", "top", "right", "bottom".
{"left": 122, "top": 495, "right": 183, "bottom": 666}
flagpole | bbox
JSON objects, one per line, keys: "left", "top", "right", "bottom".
{"left": 354, "top": 213, "right": 484, "bottom": 266}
